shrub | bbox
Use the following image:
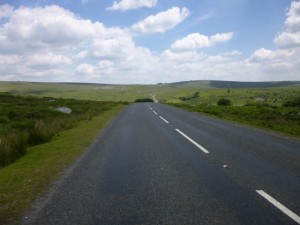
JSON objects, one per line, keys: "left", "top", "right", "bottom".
{"left": 29, "top": 120, "right": 52, "bottom": 145}
{"left": 135, "top": 98, "right": 154, "bottom": 102}
{"left": 283, "top": 97, "right": 300, "bottom": 107}
{"left": 217, "top": 98, "right": 231, "bottom": 106}
{"left": 0, "top": 132, "right": 28, "bottom": 167}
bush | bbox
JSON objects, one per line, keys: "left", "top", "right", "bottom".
{"left": 283, "top": 97, "right": 300, "bottom": 107}
{"left": 135, "top": 98, "right": 154, "bottom": 102}
{"left": 0, "top": 132, "right": 28, "bottom": 167}
{"left": 29, "top": 120, "right": 52, "bottom": 145}
{"left": 217, "top": 98, "right": 231, "bottom": 106}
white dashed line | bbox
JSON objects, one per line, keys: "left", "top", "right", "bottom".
{"left": 256, "top": 190, "right": 300, "bottom": 224}
{"left": 175, "top": 129, "right": 209, "bottom": 154}
{"left": 159, "top": 116, "right": 169, "bottom": 124}
{"left": 153, "top": 111, "right": 158, "bottom": 115}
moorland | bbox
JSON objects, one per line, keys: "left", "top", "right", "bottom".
{"left": 0, "top": 80, "right": 299, "bottom": 224}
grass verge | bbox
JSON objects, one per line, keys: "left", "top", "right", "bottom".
{"left": 0, "top": 104, "right": 126, "bottom": 225}
{"left": 171, "top": 103, "right": 300, "bottom": 138}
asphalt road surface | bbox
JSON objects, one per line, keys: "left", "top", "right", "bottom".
{"left": 25, "top": 103, "right": 300, "bottom": 225}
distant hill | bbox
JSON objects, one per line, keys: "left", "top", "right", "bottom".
{"left": 209, "top": 80, "right": 300, "bottom": 88}
{"left": 163, "top": 80, "right": 300, "bottom": 89}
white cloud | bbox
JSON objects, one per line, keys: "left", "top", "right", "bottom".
{"left": 161, "top": 49, "right": 203, "bottom": 62}
{"left": 284, "top": 0, "right": 300, "bottom": 33}
{"left": 98, "top": 60, "right": 114, "bottom": 69}
{"left": 76, "top": 63, "right": 96, "bottom": 75}
{"left": 0, "top": 4, "right": 13, "bottom": 18}
{"left": 0, "top": 5, "right": 95, "bottom": 54}
{"left": 73, "top": 50, "right": 90, "bottom": 60}
{"left": 131, "top": 7, "right": 190, "bottom": 34}
{"left": 171, "top": 32, "right": 234, "bottom": 51}
{"left": 27, "top": 53, "right": 72, "bottom": 69}
{"left": 246, "top": 1, "right": 300, "bottom": 80}
{"left": 249, "top": 48, "right": 294, "bottom": 63}
{"left": 107, "top": 0, "right": 157, "bottom": 11}
{"left": 221, "top": 50, "right": 242, "bottom": 56}
{"left": 0, "top": 2, "right": 299, "bottom": 84}
{"left": 274, "top": 0, "right": 300, "bottom": 49}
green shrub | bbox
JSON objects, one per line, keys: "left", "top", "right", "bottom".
{"left": 135, "top": 98, "right": 154, "bottom": 102}
{"left": 29, "top": 120, "right": 53, "bottom": 145}
{"left": 283, "top": 97, "right": 300, "bottom": 107}
{"left": 217, "top": 98, "right": 231, "bottom": 106}
{"left": 0, "top": 132, "right": 28, "bottom": 167}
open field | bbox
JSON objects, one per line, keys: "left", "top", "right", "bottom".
{"left": 1, "top": 80, "right": 299, "bottom": 104}
{"left": 0, "top": 82, "right": 156, "bottom": 102}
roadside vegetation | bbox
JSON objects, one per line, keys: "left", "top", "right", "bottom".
{"left": 135, "top": 98, "right": 154, "bottom": 102}
{"left": 170, "top": 88, "right": 300, "bottom": 138}
{"left": 0, "top": 93, "right": 126, "bottom": 224}
{"left": 0, "top": 93, "right": 126, "bottom": 167}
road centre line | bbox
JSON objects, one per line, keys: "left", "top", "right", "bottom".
{"left": 175, "top": 129, "right": 209, "bottom": 154}
{"left": 256, "top": 190, "right": 300, "bottom": 224}
{"left": 159, "top": 116, "right": 169, "bottom": 124}
{"left": 153, "top": 111, "right": 158, "bottom": 115}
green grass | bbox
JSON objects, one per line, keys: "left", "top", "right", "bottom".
{"left": 0, "top": 104, "right": 126, "bottom": 225}
{"left": 1, "top": 81, "right": 299, "bottom": 105}
{"left": 0, "top": 82, "right": 158, "bottom": 102}
{"left": 0, "top": 93, "right": 124, "bottom": 167}
{"left": 162, "top": 82, "right": 300, "bottom": 138}
{"left": 171, "top": 103, "right": 300, "bottom": 138}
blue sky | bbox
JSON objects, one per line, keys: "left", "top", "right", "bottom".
{"left": 0, "top": 0, "right": 299, "bottom": 83}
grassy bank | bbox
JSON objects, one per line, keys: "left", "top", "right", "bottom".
{"left": 0, "top": 93, "right": 124, "bottom": 167}
{"left": 0, "top": 104, "right": 126, "bottom": 224}
{"left": 172, "top": 103, "right": 300, "bottom": 138}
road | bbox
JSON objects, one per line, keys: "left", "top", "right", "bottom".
{"left": 25, "top": 103, "right": 300, "bottom": 225}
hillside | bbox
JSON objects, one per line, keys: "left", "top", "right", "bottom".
{"left": 0, "top": 80, "right": 300, "bottom": 104}
{"left": 163, "top": 80, "right": 300, "bottom": 89}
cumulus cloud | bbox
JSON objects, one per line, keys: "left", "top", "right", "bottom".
{"left": 107, "top": 0, "right": 157, "bottom": 11}
{"left": 0, "top": 4, "right": 13, "bottom": 18}
{"left": 26, "top": 53, "right": 72, "bottom": 69}
{"left": 171, "top": 32, "right": 234, "bottom": 51}
{"left": 274, "top": 0, "right": 300, "bottom": 49}
{"left": 249, "top": 48, "right": 294, "bottom": 63}
{"left": 98, "top": 60, "right": 114, "bottom": 69}
{"left": 131, "top": 7, "right": 190, "bottom": 34}
{"left": 0, "top": 4, "right": 145, "bottom": 82}
{"left": 0, "top": 2, "right": 299, "bottom": 84}
{"left": 0, "top": 5, "right": 96, "bottom": 54}
{"left": 246, "top": 1, "right": 300, "bottom": 79}
{"left": 76, "top": 63, "right": 96, "bottom": 75}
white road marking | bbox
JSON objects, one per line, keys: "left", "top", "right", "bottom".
{"left": 153, "top": 111, "right": 158, "bottom": 115}
{"left": 175, "top": 129, "right": 209, "bottom": 154}
{"left": 159, "top": 116, "right": 169, "bottom": 124}
{"left": 256, "top": 190, "right": 300, "bottom": 224}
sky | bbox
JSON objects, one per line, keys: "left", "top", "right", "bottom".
{"left": 0, "top": 0, "right": 299, "bottom": 84}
